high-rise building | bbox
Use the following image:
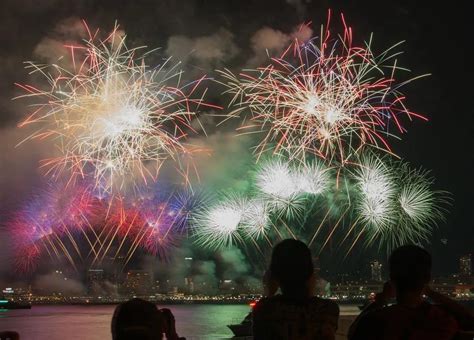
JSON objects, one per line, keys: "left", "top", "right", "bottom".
{"left": 123, "top": 270, "right": 152, "bottom": 296}
{"left": 87, "top": 269, "right": 104, "bottom": 295}
{"left": 184, "top": 277, "right": 194, "bottom": 294}
{"left": 460, "top": 254, "right": 472, "bottom": 277}
{"left": 184, "top": 257, "right": 193, "bottom": 294}
{"left": 370, "top": 260, "right": 383, "bottom": 282}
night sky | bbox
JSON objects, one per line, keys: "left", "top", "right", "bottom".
{"left": 0, "top": 0, "right": 472, "bottom": 284}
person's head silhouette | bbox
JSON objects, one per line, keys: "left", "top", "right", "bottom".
{"left": 389, "top": 245, "right": 431, "bottom": 296}
{"left": 111, "top": 298, "right": 163, "bottom": 340}
{"left": 270, "top": 239, "right": 314, "bottom": 297}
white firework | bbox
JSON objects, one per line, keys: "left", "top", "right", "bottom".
{"left": 193, "top": 196, "right": 246, "bottom": 249}
{"left": 354, "top": 155, "right": 396, "bottom": 232}
{"left": 395, "top": 166, "right": 446, "bottom": 245}
{"left": 255, "top": 160, "right": 305, "bottom": 219}
{"left": 294, "top": 160, "right": 330, "bottom": 195}
{"left": 241, "top": 199, "right": 270, "bottom": 239}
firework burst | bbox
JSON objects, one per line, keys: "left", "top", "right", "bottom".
{"left": 16, "top": 22, "right": 215, "bottom": 194}
{"left": 391, "top": 165, "right": 448, "bottom": 247}
{"left": 192, "top": 195, "right": 247, "bottom": 250}
{"left": 350, "top": 155, "right": 448, "bottom": 251}
{"left": 219, "top": 13, "right": 427, "bottom": 163}
{"left": 294, "top": 160, "right": 330, "bottom": 195}
{"left": 12, "top": 193, "right": 75, "bottom": 272}
{"left": 240, "top": 199, "right": 271, "bottom": 239}
{"left": 353, "top": 154, "right": 396, "bottom": 233}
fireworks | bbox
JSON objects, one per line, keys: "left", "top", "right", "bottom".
{"left": 255, "top": 159, "right": 328, "bottom": 219}
{"left": 16, "top": 23, "right": 214, "bottom": 194}
{"left": 351, "top": 156, "right": 448, "bottom": 250}
{"left": 256, "top": 160, "right": 299, "bottom": 200}
{"left": 353, "top": 155, "right": 396, "bottom": 233}
{"left": 193, "top": 195, "right": 246, "bottom": 250}
{"left": 12, "top": 183, "right": 191, "bottom": 272}
{"left": 10, "top": 16, "right": 449, "bottom": 273}
{"left": 241, "top": 199, "right": 271, "bottom": 239}
{"left": 254, "top": 159, "right": 303, "bottom": 220}
{"left": 219, "top": 15, "right": 427, "bottom": 163}
{"left": 192, "top": 154, "right": 446, "bottom": 252}
{"left": 393, "top": 165, "right": 447, "bottom": 247}
{"left": 294, "top": 160, "right": 330, "bottom": 195}
{"left": 11, "top": 185, "right": 93, "bottom": 272}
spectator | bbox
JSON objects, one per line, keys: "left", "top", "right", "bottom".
{"left": 111, "top": 298, "right": 184, "bottom": 340}
{"left": 0, "top": 331, "right": 19, "bottom": 340}
{"left": 253, "top": 239, "right": 339, "bottom": 340}
{"left": 349, "top": 245, "right": 474, "bottom": 340}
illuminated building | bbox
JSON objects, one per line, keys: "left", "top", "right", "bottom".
{"left": 460, "top": 254, "right": 472, "bottom": 277}
{"left": 370, "top": 260, "right": 383, "bottom": 282}
{"left": 123, "top": 270, "right": 152, "bottom": 296}
{"left": 87, "top": 269, "right": 104, "bottom": 296}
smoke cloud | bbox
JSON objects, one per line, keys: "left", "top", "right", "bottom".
{"left": 166, "top": 28, "right": 239, "bottom": 68}
{"left": 34, "top": 272, "right": 85, "bottom": 295}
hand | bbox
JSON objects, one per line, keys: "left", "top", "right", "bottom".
{"left": 160, "top": 308, "right": 182, "bottom": 340}
{"left": 374, "top": 281, "right": 395, "bottom": 304}
{"left": 422, "top": 285, "right": 435, "bottom": 298}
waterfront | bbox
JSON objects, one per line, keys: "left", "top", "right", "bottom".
{"left": 0, "top": 304, "right": 359, "bottom": 339}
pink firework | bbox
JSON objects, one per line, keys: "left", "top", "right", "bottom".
{"left": 11, "top": 195, "right": 67, "bottom": 273}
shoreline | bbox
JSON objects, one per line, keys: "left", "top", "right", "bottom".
{"left": 12, "top": 299, "right": 369, "bottom": 306}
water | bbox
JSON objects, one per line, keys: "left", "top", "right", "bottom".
{"left": 0, "top": 304, "right": 359, "bottom": 339}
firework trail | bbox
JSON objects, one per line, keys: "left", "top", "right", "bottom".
{"left": 219, "top": 13, "right": 427, "bottom": 164}
{"left": 16, "top": 22, "right": 217, "bottom": 194}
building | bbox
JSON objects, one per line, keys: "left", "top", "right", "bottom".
{"left": 123, "top": 270, "right": 152, "bottom": 296}
{"left": 370, "top": 260, "right": 383, "bottom": 282}
{"left": 184, "top": 277, "right": 194, "bottom": 294}
{"left": 2, "top": 287, "right": 31, "bottom": 302}
{"left": 460, "top": 254, "right": 472, "bottom": 277}
{"left": 87, "top": 269, "right": 104, "bottom": 295}
{"left": 331, "top": 280, "right": 383, "bottom": 301}
{"left": 184, "top": 257, "right": 194, "bottom": 294}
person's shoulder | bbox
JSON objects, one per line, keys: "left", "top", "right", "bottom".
{"left": 309, "top": 297, "right": 339, "bottom": 314}
{"left": 254, "top": 295, "right": 279, "bottom": 306}
{"left": 253, "top": 296, "right": 280, "bottom": 312}
{"left": 427, "top": 304, "right": 459, "bottom": 326}
{"left": 356, "top": 304, "right": 393, "bottom": 325}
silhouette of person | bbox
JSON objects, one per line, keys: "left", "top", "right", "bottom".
{"left": 253, "top": 239, "right": 339, "bottom": 340}
{"left": 111, "top": 298, "right": 184, "bottom": 340}
{"left": 0, "top": 331, "right": 20, "bottom": 340}
{"left": 349, "top": 245, "right": 474, "bottom": 339}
